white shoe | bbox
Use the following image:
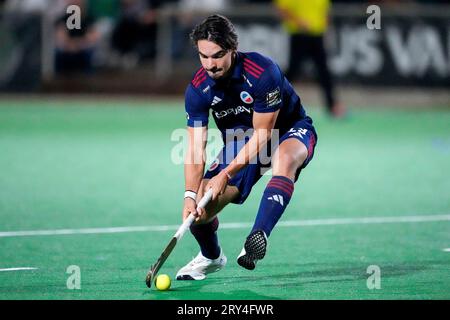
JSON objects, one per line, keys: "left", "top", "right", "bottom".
{"left": 176, "top": 250, "right": 227, "bottom": 280}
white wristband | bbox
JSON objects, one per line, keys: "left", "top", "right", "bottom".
{"left": 184, "top": 190, "right": 197, "bottom": 201}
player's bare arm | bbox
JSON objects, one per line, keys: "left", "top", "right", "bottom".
{"left": 183, "top": 126, "right": 207, "bottom": 220}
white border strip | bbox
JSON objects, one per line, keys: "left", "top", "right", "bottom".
{"left": 0, "top": 214, "right": 449, "bottom": 238}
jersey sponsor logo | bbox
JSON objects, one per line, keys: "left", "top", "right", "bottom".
{"left": 211, "top": 96, "right": 222, "bottom": 106}
{"left": 266, "top": 87, "right": 281, "bottom": 107}
{"left": 214, "top": 105, "right": 251, "bottom": 119}
{"left": 268, "top": 194, "right": 284, "bottom": 206}
{"left": 208, "top": 158, "right": 219, "bottom": 171}
{"left": 240, "top": 91, "right": 254, "bottom": 104}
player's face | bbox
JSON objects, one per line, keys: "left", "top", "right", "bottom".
{"left": 197, "top": 40, "right": 234, "bottom": 80}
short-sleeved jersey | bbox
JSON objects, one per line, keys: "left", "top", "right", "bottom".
{"left": 185, "top": 51, "right": 308, "bottom": 139}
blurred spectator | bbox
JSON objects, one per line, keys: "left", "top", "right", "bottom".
{"left": 4, "top": 0, "right": 55, "bottom": 12}
{"left": 2, "top": 0, "right": 58, "bottom": 90}
{"left": 172, "top": 0, "right": 228, "bottom": 59}
{"left": 178, "top": 0, "right": 227, "bottom": 13}
{"left": 330, "top": 0, "right": 363, "bottom": 3}
{"left": 242, "top": 0, "right": 271, "bottom": 3}
{"left": 274, "top": 0, "right": 345, "bottom": 118}
{"left": 54, "top": 0, "right": 101, "bottom": 75}
{"left": 110, "top": 0, "right": 162, "bottom": 68}
{"left": 4, "top": 0, "right": 62, "bottom": 25}
{"left": 89, "top": 0, "right": 121, "bottom": 20}
{"left": 177, "top": 0, "right": 228, "bottom": 31}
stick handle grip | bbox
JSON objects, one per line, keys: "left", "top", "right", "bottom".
{"left": 174, "top": 189, "right": 213, "bottom": 240}
{"left": 196, "top": 188, "right": 213, "bottom": 209}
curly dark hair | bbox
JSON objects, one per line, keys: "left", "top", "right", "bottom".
{"left": 190, "top": 14, "right": 239, "bottom": 51}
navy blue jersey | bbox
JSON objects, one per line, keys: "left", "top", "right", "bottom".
{"left": 185, "top": 51, "right": 308, "bottom": 138}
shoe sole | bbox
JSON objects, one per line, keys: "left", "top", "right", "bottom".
{"left": 237, "top": 231, "right": 267, "bottom": 270}
{"left": 176, "top": 274, "right": 196, "bottom": 280}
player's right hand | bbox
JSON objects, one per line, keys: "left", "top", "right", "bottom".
{"left": 183, "top": 197, "right": 197, "bottom": 221}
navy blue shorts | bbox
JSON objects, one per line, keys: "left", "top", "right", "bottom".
{"left": 204, "top": 116, "right": 317, "bottom": 204}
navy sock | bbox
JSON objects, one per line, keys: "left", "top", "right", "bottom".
{"left": 190, "top": 217, "right": 220, "bottom": 259}
{"left": 252, "top": 176, "right": 294, "bottom": 237}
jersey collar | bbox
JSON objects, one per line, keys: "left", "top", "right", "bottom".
{"left": 230, "top": 51, "right": 244, "bottom": 80}
{"left": 208, "top": 51, "right": 244, "bottom": 87}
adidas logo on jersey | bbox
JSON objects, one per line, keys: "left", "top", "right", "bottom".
{"left": 268, "top": 194, "right": 284, "bottom": 206}
{"left": 211, "top": 96, "right": 222, "bottom": 106}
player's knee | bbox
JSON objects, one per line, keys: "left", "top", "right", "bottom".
{"left": 196, "top": 201, "right": 217, "bottom": 224}
{"left": 276, "top": 150, "right": 306, "bottom": 171}
{"left": 273, "top": 149, "right": 307, "bottom": 178}
{"left": 196, "top": 212, "right": 217, "bottom": 225}
{"left": 297, "top": 146, "right": 309, "bottom": 164}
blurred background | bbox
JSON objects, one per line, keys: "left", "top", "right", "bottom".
{"left": 0, "top": 0, "right": 448, "bottom": 107}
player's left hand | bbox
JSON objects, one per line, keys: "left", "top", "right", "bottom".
{"left": 205, "top": 170, "right": 229, "bottom": 201}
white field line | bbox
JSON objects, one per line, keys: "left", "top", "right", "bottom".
{"left": 443, "top": 248, "right": 450, "bottom": 252}
{"left": 0, "top": 267, "right": 38, "bottom": 272}
{"left": 0, "top": 214, "right": 449, "bottom": 239}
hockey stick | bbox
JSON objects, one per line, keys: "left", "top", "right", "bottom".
{"left": 145, "top": 189, "right": 213, "bottom": 288}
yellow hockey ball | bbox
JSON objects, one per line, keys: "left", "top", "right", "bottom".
{"left": 155, "top": 274, "right": 171, "bottom": 291}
